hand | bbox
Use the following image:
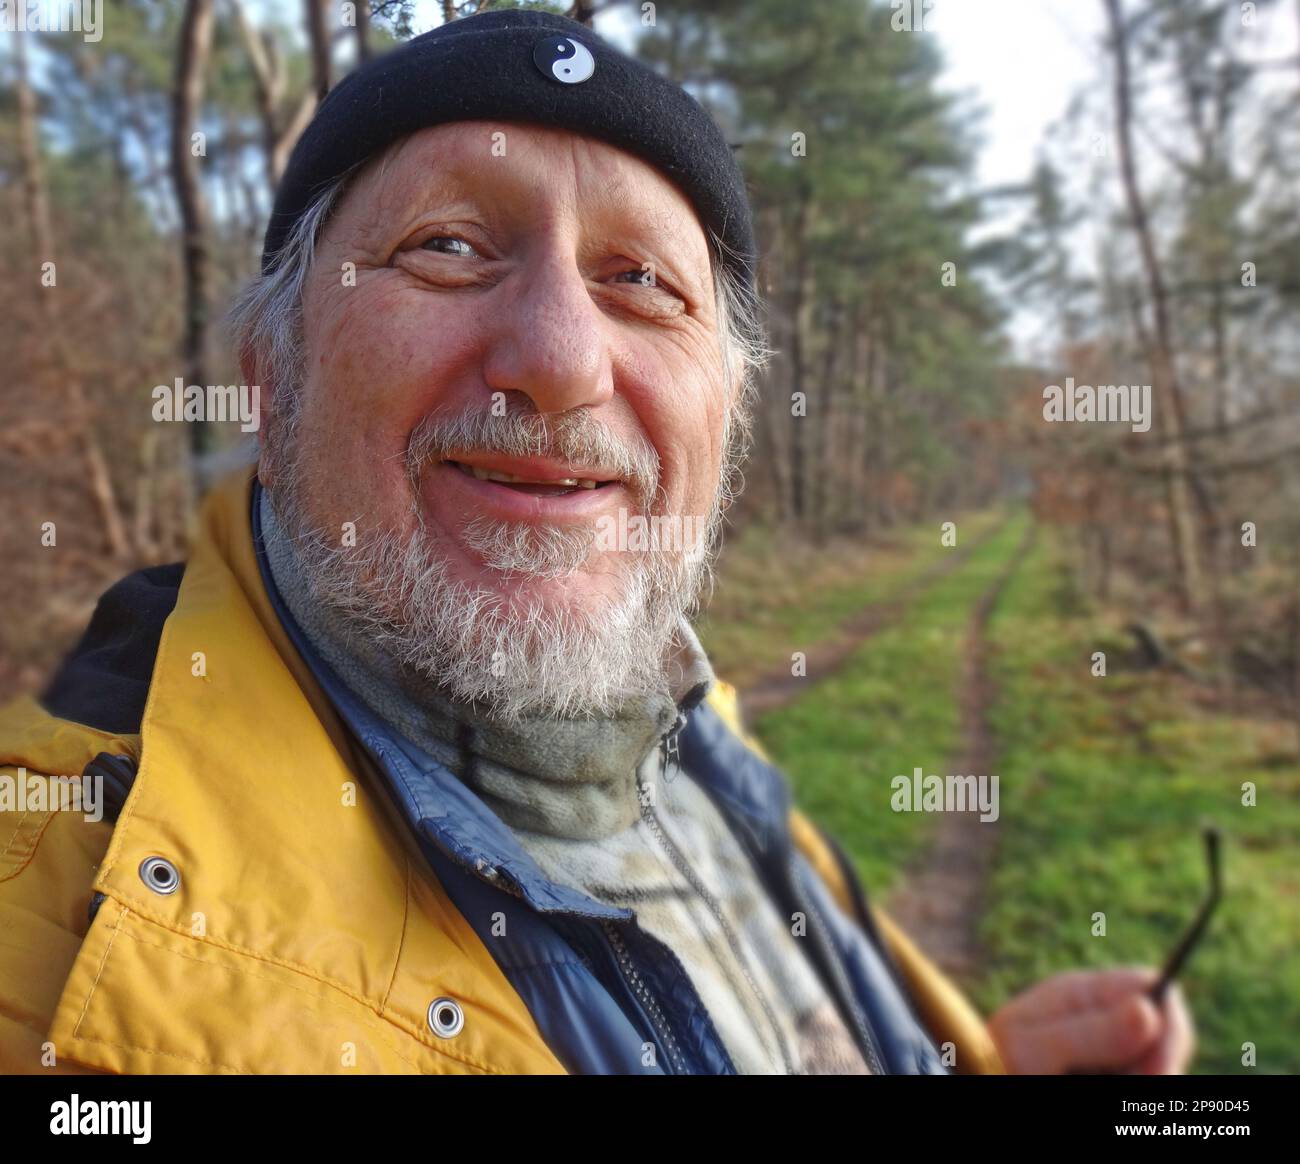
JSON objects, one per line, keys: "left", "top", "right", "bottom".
{"left": 987, "top": 967, "right": 1195, "bottom": 1075}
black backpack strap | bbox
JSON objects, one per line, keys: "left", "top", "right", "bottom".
{"left": 83, "top": 751, "right": 140, "bottom": 924}
{"left": 85, "top": 752, "right": 140, "bottom": 826}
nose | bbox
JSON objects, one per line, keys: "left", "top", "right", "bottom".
{"left": 481, "top": 245, "right": 614, "bottom": 415}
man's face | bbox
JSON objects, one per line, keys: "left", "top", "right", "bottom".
{"left": 260, "top": 121, "right": 733, "bottom": 718}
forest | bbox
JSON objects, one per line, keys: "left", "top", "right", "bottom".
{"left": 2, "top": 0, "right": 1297, "bottom": 1072}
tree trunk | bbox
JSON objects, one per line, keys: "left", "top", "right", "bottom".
{"left": 847, "top": 309, "right": 873, "bottom": 537}
{"left": 567, "top": 2, "right": 598, "bottom": 27}
{"left": 756, "top": 207, "right": 795, "bottom": 525}
{"left": 171, "top": 0, "right": 217, "bottom": 461}
{"left": 786, "top": 192, "right": 814, "bottom": 528}
{"left": 14, "top": 36, "right": 53, "bottom": 263}
{"left": 872, "top": 323, "right": 896, "bottom": 527}
{"left": 1104, "top": 0, "right": 1206, "bottom": 616}
{"left": 305, "top": 0, "right": 332, "bottom": 100}
{"left": 356, "top": 0, "right": 372, "bottom": 61}
{"left": 811, "top": 303, "right": 845, "bottom": 543}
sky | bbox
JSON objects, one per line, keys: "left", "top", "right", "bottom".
{"left": 929, "top": 1, "right": 1115, "bottom": 356}
{"left": 935, "top": 0, "right": 1298, "bottom": 357}
{"left": 931, "top": 0, "right": 1108, "bottom": 193}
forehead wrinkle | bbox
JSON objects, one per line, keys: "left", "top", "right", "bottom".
{"left": 337, "top": 127, "right": 496, "bottom": 246}
{"left": 569, "top": 135, "right": 694, "bottom": 237}
{"left": 560, "top": 134, "right": 710, "bottom": 290}
{"left": 378, "top": 137, "right": 474, "bottom": 219}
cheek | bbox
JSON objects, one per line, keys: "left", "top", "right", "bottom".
{"left": 300, "top": 282, "right": 485, "bottom": 510}
{"left": 619, "top": 338, "right": 727, "bottom": 519}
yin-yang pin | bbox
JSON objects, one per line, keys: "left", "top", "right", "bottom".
{"left": 532, "top": 35, "right": 596, "bottom": 85}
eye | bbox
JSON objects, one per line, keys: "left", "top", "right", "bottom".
{"left": 420, "top": 235, "right": 478, "bottom": 257}
{"left": 610, "top": 265, "right": 679, "bottom": 295}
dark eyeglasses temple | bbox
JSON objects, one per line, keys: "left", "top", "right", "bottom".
{"left": 1149, "top": 826, "right": 1222, "bottom": 1004}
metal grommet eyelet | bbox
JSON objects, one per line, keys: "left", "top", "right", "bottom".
{"left": 139, "top": 856, "right": 181, "bottom": 896}
{"left": 427, "top": 997, "right": 464, "bottom": 1039}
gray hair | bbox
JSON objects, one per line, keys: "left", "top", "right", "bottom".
{"left": 226, "top": 165, "right": 770, "bottom": 500}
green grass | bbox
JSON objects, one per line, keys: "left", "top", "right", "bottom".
{"left": 977, "top": 535, "right": 1300, "bottom": 1075}
{"left": 753, "top": 512, "right": 1030, "bottom": 890}
{"left": 698, "top": 510, "right": 1006, "bottom": 689}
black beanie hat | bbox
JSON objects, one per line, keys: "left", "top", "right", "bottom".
{"left": 261, "top": 8, "right": 757, "bottom": 289}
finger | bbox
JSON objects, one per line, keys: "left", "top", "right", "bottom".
{"left": 1050, "top": 992, "right": 1164, "bottom": 1073}
{"left": 1129, "top": 986, "right": 1196, "bottom": 1075}
{"left": 1021, "top": 967, "right": 1159, "bottom": 1024}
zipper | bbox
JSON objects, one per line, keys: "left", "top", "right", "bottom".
{"left": 83, "top": 751, "right": 139, "bottom": 825}
{"left": 659, "top": 709, "right": 687, "bottom": 782}
{"left": 661, "top": 713, "right": 889, "bottom": 1074}
{"left": 447, "top": 840, "right": 692, "bottom": 1074}
{"left": 818, "top": 820, "right": 939, "bottom": 1052}
{"left": 426, "top": 832, "right": 689, "bottom": 1074}
{"left": 600, "top": 918, "right": 688, "bottom": 1074}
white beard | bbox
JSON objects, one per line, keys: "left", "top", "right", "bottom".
{"left": 265, "top": 408, "right": 726, "bottom": 722}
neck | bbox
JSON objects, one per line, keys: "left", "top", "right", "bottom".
{"left": 258, "top": 485, "right": 714, "bottom": 839}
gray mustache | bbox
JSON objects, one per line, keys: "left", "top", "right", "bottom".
{"left": 406, "top": 404, "right": 661, "bottom": 505}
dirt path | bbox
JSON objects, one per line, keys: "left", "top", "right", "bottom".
{"left": 740, "top": 515, "right": 1014, "bottom": 719}
{"left": 882, "top": 522, "right": 1037, "bottom": 983}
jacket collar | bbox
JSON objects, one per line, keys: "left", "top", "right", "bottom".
{"left": 35, "top": 467, "right": 791, "bottom": 931}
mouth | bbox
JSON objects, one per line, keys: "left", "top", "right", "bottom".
{"left": 427, "top": 453, "right": 634, "bottom": 525}
{"left": 442, "top": 456, "right": 623, "bottom": 498}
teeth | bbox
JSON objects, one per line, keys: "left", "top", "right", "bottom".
{"left": 460, "top": 463, "right": 601, "bottom": 489}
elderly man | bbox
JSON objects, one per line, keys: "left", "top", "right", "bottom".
{"left": 0, "top": 9, "right": 1190, "bottom": 1075}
